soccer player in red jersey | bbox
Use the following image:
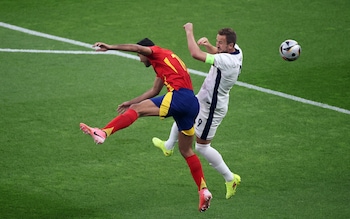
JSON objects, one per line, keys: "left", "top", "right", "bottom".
{"left": 79, "top": 38, "right": 212, "bottom": 212}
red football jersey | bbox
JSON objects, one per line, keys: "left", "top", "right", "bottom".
{"left": 147, "top": 46, "right": 193, "bottom": 91}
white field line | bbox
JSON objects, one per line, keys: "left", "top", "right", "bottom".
{"left": 1, "top": 22, "right": 349, "bottom": 115}
{"left": 0, "top": 48, "right": 117, "bottom": 55}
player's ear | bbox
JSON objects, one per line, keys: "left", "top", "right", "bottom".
{"left": 228, "top": 42, "right": 235, "bottom": 49}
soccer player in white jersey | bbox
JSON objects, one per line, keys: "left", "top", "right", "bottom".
{"left": 153, "top": 22, "right": 243, "bottom": 199}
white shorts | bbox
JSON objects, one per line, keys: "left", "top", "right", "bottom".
{"left": 195, "top": 102, "right": 227, "bottom": 140}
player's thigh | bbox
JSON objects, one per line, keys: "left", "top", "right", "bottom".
{"left": 195, "top": 109, "right": 223, "bottom": 140}
{"left": 130, "top": 99, "right": 159, "bottom": 116}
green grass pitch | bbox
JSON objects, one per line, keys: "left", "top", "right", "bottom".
{"left": 0, "top": 0, "right": 349, "bottom": 218}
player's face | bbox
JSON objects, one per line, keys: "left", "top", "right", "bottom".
{"left": 138, "top": 53, "right": 151, "bottom": 67}
{"left": 216, "top": 34, "right": 233, "bottom": 53}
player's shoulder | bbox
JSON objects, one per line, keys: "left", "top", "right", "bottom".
{"left": 150, "top": 45, "right": 161, "bottom": 52}
{"left": 214, "top": 52, "right": 239, "bottom": 61}
{"left": 214, "top": 47, "right": 242, "bottom": 67}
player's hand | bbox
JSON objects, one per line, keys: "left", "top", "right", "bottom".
{"left": 197, "top": 37, "right": 210, "bottom": 46}
{"left": 117, "top": 102, "right": 131, "bottom": 114}
{"left": 183, "top": 22, "right": 193, "bottom": 32}
{"left": 93, "top": 42, "right": 110, "bottom": 51}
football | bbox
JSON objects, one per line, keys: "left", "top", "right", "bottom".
{"left": 279, "top": 39, "right": 301, "bottom": 61}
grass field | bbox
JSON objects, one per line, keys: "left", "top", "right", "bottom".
{"left": 1, "top": 1, "right": 349, "bottom": 218}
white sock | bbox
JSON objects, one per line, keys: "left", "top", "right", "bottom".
{"left": 195, "top": 142, "right": 234, "bottom": 182}
{"left": 164, "top": 122, "right": 179, "bottom": 150}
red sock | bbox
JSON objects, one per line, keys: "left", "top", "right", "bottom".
{"left": 186, "top": 154, "right": 207, "bottom": 191}
{"left": 102, "top": 109, "right": 138, "bottom": 136}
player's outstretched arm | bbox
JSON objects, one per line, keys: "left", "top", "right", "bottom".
{"left": 93, "top": 42, "right": 152, "bottom": 56}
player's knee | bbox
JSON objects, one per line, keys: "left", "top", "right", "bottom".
{"left": 195, "top": 142, "right": 210, "bottom": 155}
{"left": 129, "top": 103, "right": 138, "bottom": 111}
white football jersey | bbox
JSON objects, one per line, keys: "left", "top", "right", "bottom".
{"left": 196, "top": 44, "right": 243, "bottom": 112}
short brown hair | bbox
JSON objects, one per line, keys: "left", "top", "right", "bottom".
{"left": 137, "top": 38, "right": 155, "bottom": 47}
{"left": 218, "top": 28, "right": 236, "bottom": 45}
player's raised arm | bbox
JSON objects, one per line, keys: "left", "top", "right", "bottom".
{"left": 183, "top": 23, "right": 207, "bottom": 62}
{"left": 197, "top": 37, "right": 218, "bottom": 54}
